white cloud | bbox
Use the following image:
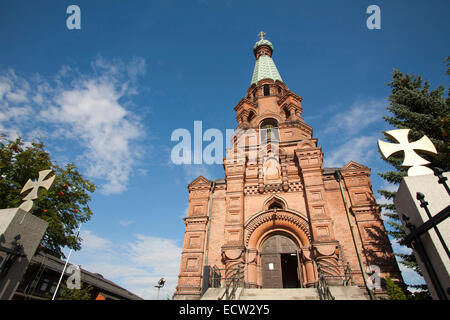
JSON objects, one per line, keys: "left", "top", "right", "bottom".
{"left": 0, "top": 69, "right": 33, "bottom": 139}
{"left": 0, "top": 80, "right": 11, "bottom": 100}
{"left": 0, "top": 57, "right": 146, "bottom": 194}
{"left": 6, "top": 90, "right": 28, "bottom": 104}
{"left": 42, "top": 79, "right": 142, "bottom": 194}
{"left": 324, "top": 98, "right": 385, "bottom": 136}
{"left": 398, "top": 261, "right": 426, "bottom": 287}
{"left": 127, "top": 57, "right": 147, "bottom": 81}
{"left": 79, "top": 230, "right": 112, "bottom": 252}
{"left": 72, "top": 231, "right": 182, "bottom": 300}
{"left": 182, "top": 164, "right": 213, "bottom": 183}
{"left": 324, "top": 135, "right": 378, "bottom": 168}
{"left": 118, "top": 220, "right": 133, "bottom": 227}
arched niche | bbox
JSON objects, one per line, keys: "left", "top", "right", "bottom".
{"left": 259, "top": 118, "right": 280, "bottom": 144}
{"left": 263, "top": 195, "right": 288, "bottom": 211}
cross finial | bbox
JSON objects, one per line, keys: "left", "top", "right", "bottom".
{"left": 258, "top": 31, "right": 266, "bottom": 40}
{"left": 377, "top": 129, "right": 437, "bottom": 176}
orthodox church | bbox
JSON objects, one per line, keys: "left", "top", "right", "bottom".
{"left": 174, "top": 33, "right": 403, "bottom": 299}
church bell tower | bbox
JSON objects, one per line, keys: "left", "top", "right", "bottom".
{"left": 174, "top": 33, "right": 403, "bottom": 300}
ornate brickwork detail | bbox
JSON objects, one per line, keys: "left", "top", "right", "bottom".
{"left": 244, "top": 181, "right": 303, "bottom": 194}
{"left": 264, "top": 183, "right": 283, "bottom": 192}
{"left": 313, "top": 243, "right": 340, "bottom": 277}
{"left": 244, "top": 185, "right": 259, "bottom": 195}
{"left": 244, "top": 210, "right": 311, "bottom": 245}
{"left": 184, "top": 216, "right": 208, "bottom": 226}
{"left": 221, "top": 247, "right": 245, "bottom": 280}
{"left": 289, "top": 181, "right": 303, "bottom": 192}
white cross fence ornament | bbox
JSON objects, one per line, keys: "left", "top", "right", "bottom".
{"left": 377, "top": 129, "right": 437, "bottom": 176}
{"left": 19, "top": 169, "right": 55, "bottom": 212}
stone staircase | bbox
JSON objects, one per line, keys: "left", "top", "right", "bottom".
{"left": 201, "top": 286, "right": 368, "bottom": 300}
{"left": 238, "top": 288, "right": 320, "bottom": 300}
{"left": 328, "top": 286, "right": 369, "bottom": 300}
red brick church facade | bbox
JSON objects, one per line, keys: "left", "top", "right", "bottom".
{"left": 174, "top": 35, "right": 403, "bottom": 299}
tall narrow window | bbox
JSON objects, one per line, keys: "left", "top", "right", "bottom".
{"left": 260, "top": 118, "right": 280, "bottom": 143}
{"left": 263, "top": 84, "right": 270, "bottom": 96}
{"left": 247, "top": 111, "right": 255, "bottom": 123}
{"left": 284, "top": 107, "right": 291, "bottom": 119}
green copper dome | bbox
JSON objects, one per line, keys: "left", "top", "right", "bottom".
{"left": 251, "top": 39, "right": 283, "bottom": 85}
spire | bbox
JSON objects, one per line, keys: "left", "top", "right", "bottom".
{"left": 251, "top": 32, "right": 283, "bottom": 85}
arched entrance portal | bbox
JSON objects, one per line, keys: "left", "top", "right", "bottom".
{"left": 261, "top": 233, "right": 301, "bottom": 288}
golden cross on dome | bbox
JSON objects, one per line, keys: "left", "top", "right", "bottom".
{"left": 258, "top": 31, "right": 266, "bottom": 40}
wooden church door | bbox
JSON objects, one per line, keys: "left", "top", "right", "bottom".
{"left": 261, "top": 234, "right": 299, "bottom": 288}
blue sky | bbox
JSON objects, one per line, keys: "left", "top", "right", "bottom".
{"left": 1, "top": 0, "right": 448, "bottom": 299}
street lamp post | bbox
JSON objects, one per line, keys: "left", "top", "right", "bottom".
{"left": 155, "top": 278, "right": 165, "bottom": 300}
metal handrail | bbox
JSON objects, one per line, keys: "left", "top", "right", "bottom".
{"left": 313, "top": 244, "right": 354, "bottom": 287}
{"left": 316, "top": 265, "right": 335, "bottom": 300}
{"left": 209, "top": 265, "right": 222, "bottom": 288}
{"left": 218, "top": 266, "right": 244, "bottom": 300}
{"left": 317, "top": 259, "right": 353, "bottom": 286}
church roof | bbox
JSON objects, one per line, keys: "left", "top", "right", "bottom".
{"left": 253, "top": 39, "right": 274, "bottom": 51}
{"left": 251, "top": 39, "right": 283, "bottom": 85}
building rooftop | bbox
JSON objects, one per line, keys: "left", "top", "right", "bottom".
{"left": 251, "top": 37, "right": 283, "bottom": 85}
{"left": 15, "top": 252, "right": 144, "bottom": 300}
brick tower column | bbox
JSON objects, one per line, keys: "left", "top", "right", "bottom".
{"left": 174, "top": 176, "right": 212, "bottom": 299}
{"left": 221, "top": 150, "right": 246, "bottom": 281}
{"left": 339, "top": 163, "right": 403, "bottom": 289}
{"left": 295, "top": 145, "right": 340, "bottom": 279}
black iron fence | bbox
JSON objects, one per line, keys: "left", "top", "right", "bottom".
{"left": 400, "top": 167, "right": 450, "bottom": 300}
{"left": 201, "top": 265, "right": 246, "bottom": 300}
{"left": 316, "top": 264, "right": 335, "bottom": 300}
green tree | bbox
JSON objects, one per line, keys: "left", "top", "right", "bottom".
{"left": 378, "top": 60, "right": 449, "bottom": 290}
{"left": 385, "top": 276, "right": 407, "bottom": 300}
{"left": 0, "top": 134, "right": 95, "bottom": 258}
{"left": 56, "top": 282, "right": 94, "bottom": 300}
{"left": 408, "top": 289, "right": 432, "bottom": 300}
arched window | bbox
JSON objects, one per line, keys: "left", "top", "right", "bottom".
{"left": 263, "top": 84, "right": 270, "bottom": 96}
{"left": 260, "top": 118, "right": 280, "bottom": 143}
{"left": 268, "top": 202, "right": 283, "bottom": 210}
{"left": 247, "top": 111, "right": 256, "bottom": 123}
{"left": 283, "top": 107, "right": 291, "bottom": 120}
{"left": 265, "top": 197, "right": 286, "bottom": 211}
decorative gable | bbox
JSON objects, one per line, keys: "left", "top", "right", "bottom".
{"left": 342, "top": 161, "right": 369, "bottom": 171}
{"left": 341, "top": 161, "right": 371, "bottom": 178}
{"left": 188, "top": 176, "right": 211, "bottom": 191}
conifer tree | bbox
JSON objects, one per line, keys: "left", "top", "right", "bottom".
{"left": 378, "top": 59, "right": 449, "bottom": 286}
{"left": 56, "top": 282, "right": 94, "bottom": 300}
{"left": 385, "top": 276, "right": 407, "bottom": 300}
